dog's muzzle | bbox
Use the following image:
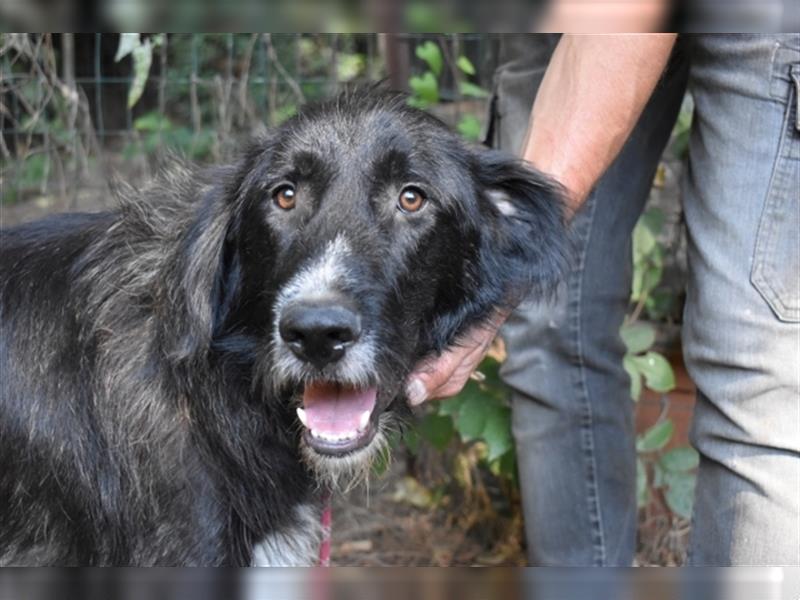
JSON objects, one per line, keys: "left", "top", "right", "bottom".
{"left": 278, "top": 297, "right": 379, "bottom": 456}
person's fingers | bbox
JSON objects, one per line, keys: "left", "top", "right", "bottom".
{"left": 405, "top": 319, "right": 502, "bottom": 406}
{"left": 405, "top": 348, "right": 462, "bottom": 406}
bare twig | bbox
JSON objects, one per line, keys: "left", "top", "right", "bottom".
{"left": 263, "top": 33, "right": 305, "bottom": 105}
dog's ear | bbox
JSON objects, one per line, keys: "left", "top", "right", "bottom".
{"left": 169, "top": 164, "right": 246, "bottom": 363}
{"left": 474, "top": 149, "right": 570, "bottom": 307}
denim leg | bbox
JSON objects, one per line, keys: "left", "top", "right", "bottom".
{"left": 682, "top": 34, "right": 800, "bottom": 566}
{"left": 498, "top": 41, "right": 689, "bottom": 565}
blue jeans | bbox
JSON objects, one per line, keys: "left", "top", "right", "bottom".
{"left": 492, "top": 34, "right": 800, "bottom": 566}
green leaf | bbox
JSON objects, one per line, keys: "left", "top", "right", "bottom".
{"left": 623, "top": 355, "right": 642, "bottom": 401}
{"left": 438, "top": 395, "right": 464, "bottom": 417}
{"left": 476, "top": 357, "right": 504, "bottom": 392}
{"left": 403, "top": 427, "right": 421, "bottom": 455}
{"left": 133, "top": 112, "right": 172, "bottom": 132}
{"left": 115, "top": 33, "right": 140, "bottom": 62}
{"left": 620, "top": 322, "right": 656, "bottom": 354}
{"left": 632, "top": 221, "right": 657, "bottom": 263}
{"left": 636, "top": 458, "right": 648, "bottom": 508}
{"left": 495, "top": 449, "right": 517, "bottom": 482}
{"left": 456, "top": 55, "right": 476, "bottom": 75}
{"left": 417, "top": 413, "right": 454, "bottom": 451}
{"left": 454, "top": 393, "right": 491, "bottom": 442}
{"left": 408, "top": 71, "right": 439, "bottom": 106}
{"left": 631, "top": 352, "right": 675, "bottom": 392}
{"left": 660, "top": 446, "right": 699, "bottom": 472}
{"left": 128, "top": 39, "right": 154, "bottom": 108}
{"left": 457, "top": 114, "right": 482, "bottom": 141}
{"left": 664, "top": 471, "right": 696, "bottom": 519}
{"left": 640, "top": 207, "right": 666, "bottom": 235}
{"left": 415, "top": 41, "right": 443, "bottom": 77}
{"left": 459, "top": 81, "right": 489, "bottom": 98}
{"left": 638, "top": 263, "right": 664, "bottom": 300}
{"left": 636, "top": 418, "right": 674, "bottom": 452}
{"left": 481, "top": 406, "right": 512, "bottom": 461}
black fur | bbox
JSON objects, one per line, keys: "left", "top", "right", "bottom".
{"left": 0, "top": 89, "right": 568, "bottom": 565}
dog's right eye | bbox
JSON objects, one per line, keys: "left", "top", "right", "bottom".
{"left": 272, "top": 185, "right": 297, "bottom": 210}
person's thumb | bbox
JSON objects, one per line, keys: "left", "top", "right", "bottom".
{"left": 405, "top": 352, "right": 459, "bottom": 407}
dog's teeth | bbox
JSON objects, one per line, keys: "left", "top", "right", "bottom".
{"left": 309, "top": 428, "right": 361, "bottom": 442}
{"left": 296, "top": 408, "right": 308, "bottom": 427}
{"left": 358, "top": 410, "right": 370, "bottom": 431}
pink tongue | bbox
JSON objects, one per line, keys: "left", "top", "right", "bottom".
{"left": 302, "top": 382, "right": 377, "bottom": 435}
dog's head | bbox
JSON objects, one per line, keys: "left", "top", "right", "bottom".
{"left": 206, "top": 90, "right": 567, "bottom": 485}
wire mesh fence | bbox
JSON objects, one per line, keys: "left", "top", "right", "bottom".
{"left": 0, "top": 33, "right": 499, "bottom": 212}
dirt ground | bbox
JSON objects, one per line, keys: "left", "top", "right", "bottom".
{"left": 329, "top": 444, "right": 690, "bottom": 567}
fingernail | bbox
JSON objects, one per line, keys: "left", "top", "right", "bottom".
{"left": 406, "top": 378, "right": 427, "bottom": 406}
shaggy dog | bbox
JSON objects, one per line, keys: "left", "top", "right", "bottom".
{"left": 0, "top": 90, "right": 567, "bottom": 565}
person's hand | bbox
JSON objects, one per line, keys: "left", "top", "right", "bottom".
{"left": 405, "top": 312, "right": 507, "bottom": 406}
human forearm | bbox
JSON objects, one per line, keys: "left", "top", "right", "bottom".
{"left": 522, "top": 34, "right": 677, "bottom": 212}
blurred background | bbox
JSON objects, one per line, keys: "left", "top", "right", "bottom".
{"left": 2, "top": 33, "right": 696, "bottom": 566}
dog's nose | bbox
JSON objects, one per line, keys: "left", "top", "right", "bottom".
{"left": 279, "top": 299, "right": 362, "bottom": 369}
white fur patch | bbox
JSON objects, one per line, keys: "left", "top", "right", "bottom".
{"left": 300, "top": 413, "right": 394, "bottom": 493}
{"left": 487, "top": 189, "right": 517, "bottom": 217}
{"left": 251, "top": 504, "right": 320, "bottom": 566}
{"left": 270, "top": 234, "right": 377, "bottom": 388}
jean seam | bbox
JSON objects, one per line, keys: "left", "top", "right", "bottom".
{"left": 751, "top": 70, "right": 800, "bottom": 321}
{"left": 571, "top": 194, "right": 607, "bottom": 566}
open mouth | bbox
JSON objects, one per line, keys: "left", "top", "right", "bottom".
{"left": 296, "top": 382, "right": 378, "bottom": 456}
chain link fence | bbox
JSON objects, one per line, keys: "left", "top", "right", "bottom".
{"left": 1, "top": 33, "right": 498, "bottom": 215}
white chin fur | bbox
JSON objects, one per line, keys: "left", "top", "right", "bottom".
{"left": 301, "top": 414, "right": 393, "bottom": 493}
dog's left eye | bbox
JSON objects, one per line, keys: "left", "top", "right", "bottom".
{"left": 398, "top": 187, "right": 426, "bottom": 213}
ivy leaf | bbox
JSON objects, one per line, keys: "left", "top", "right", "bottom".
{"left": 455, "top": 393, "right": 491, "bottom": 442}
{"left": 664, "top": 471, "right": 696, "bottom": 519}
{"left": 415, "top": 41, "right": 442, "bottom": 77}
{"left": 636, "top": 458, "right": 649, "bottom": 508}
{"left": 640, "top": 207, "right": 666, "bottom": 235}
{"left": 417, "top": 413, "right": 454, "bottom": 451}
{"left": 128, "top": 38, "right": 154, "bottom": 108}
{"left": 408, "top": 71, "right": 439, "bottom": 106}
{"left": 459, "top": 81, "right": 489, "bottom": 98}
{"left": 457, "top": 114, "right": 481, "bottom": 141}
{"left": 438, "top": 394, "right": 464, "bottom": 418}
{"left": 115, "top": 33, "right": 140, "bottom": 62}
{"left": 636, "top": 418, "right": 674, "bottom": 452}
{"left": 456, "top": 55, "right": 476, "bottom": 75}
{"left": 623, "top": 355, "right": 642, "bottom": 401}
{"left": 660, "top": 446, "right": 699, "bottom": 472}
{"left": 481, "top": 406, "right": 512, "bottom": 461}
{"left": 620, "top": 322, "right": 656, "bottom": 354}
{"left": 631, "top": 352, "right": 675, "bottom": 392}
{"left": 632, "top": 221, "right": 657, "bottom": 263}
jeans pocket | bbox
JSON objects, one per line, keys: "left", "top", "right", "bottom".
{"left": 751, "top": 63, "right": 800, "bottom": 323}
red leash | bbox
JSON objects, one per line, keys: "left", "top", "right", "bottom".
{"left": 318, "top": 489, "right": 332, "bottom": 566}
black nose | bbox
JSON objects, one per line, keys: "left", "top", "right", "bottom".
{"left": 279, "top": 299, "right": 362, "bottom": 369}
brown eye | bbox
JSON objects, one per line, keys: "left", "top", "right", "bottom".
{"left": 273, "top": 185, "right": 296, "bottom": 210}
{"left": 398, "top": 187, "right": 426, "bottom": 213}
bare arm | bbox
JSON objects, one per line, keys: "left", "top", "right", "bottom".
{"left": 524, "top": 33, "right": 677, "bottom": 211}
{"left": 406, "top": 33, "right": 677, "bottom": 406}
